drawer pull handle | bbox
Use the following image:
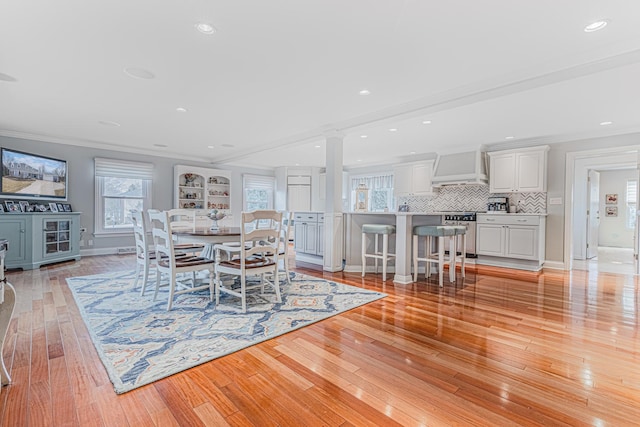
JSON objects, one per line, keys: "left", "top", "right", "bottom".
{"left": 486, "top": 219, "right": 495, "bottom": 222}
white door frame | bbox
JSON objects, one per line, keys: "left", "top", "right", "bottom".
{"left": 564, "top": 144, "right": 639, "bottom": 270}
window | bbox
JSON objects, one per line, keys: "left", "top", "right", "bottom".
{"left": 627, "top": 179, "right": 637, "bottom": 229}
{"left": 350, "top": 173, "right": 394, "bottom": 211}
{"left": 243, "top": 174, "right": 275, "bottom": 211}
{"left": 95, "top": 158, "right": 153, "bottom": 235}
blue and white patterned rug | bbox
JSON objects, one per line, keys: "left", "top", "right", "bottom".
{"left": 66, "top": 271, "right": 385, "bottom": 394}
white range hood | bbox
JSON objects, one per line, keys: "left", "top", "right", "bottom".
{"left": 431, "top": 150, "right": 488, "bottom": 186}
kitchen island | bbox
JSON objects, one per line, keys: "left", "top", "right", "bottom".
{"left": 344, "top": 212, "right": 444, "bottom": 284}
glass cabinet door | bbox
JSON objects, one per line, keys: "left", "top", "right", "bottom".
{"left": 44, "top": 220, "right": 71, "bottom": 255}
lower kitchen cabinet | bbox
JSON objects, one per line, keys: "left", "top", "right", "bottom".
{"left": 476, "top": 214, "right": 545, "bottom": 271}
{"left": 293, "top": 212, "right": 324, "bottom": 265}
{"left": 0, "top": 213, "right": 81, "bottom": 270}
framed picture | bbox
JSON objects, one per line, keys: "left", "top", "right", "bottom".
{"left": 605, "top": 206, "right": 618, "bottom": 217}
{"left": 49, "top": 202, "right": 58, "bottom": 212}
{"left": 605, "top": 193, "right": 618, "bottom": 204}
{"left": 57, "top": 203, "right": 64, "bottom": 212}
{"left": 0, "top": 204, "right": 4, "bottom": 213}
{"left": 4, "top": 200, "right": 15, "bottom": 211}
{"left": 63, "top": 204, "right": 72, "bottom": 212}
{"left": 36, "top": 204, "right": 47, "bottom": 212}
{"left": 354, "top": 184, "right": 369, "bottom": 212}
{"left": 25, "top": 203, "right": 36, "bottom": 213}
{"left": 19, "top": 201, "right": 30, "bottom": 212}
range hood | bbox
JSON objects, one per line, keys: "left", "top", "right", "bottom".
{"left": 431, "top": 150, "right": 488, "bottom": 186}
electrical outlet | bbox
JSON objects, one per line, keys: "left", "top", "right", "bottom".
{"left": 88, "top": 239, "right": 93, "bottom": 246}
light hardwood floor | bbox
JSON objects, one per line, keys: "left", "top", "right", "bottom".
{"left": 1, "top": 254, "right": 639, "bottom": 426}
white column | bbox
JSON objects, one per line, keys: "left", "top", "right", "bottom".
{"left": 323, "top": 131, "right": 344, "bottom": 272}
{"left": 393, "top": 213, "right": 414, "bottom": 284}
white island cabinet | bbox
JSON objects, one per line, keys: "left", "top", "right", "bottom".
{"left": 476, "top": 213, "right": 546, "bottom": 271}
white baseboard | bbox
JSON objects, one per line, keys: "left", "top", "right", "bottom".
{"left": 80, "top": 248, "right": 133, "bottom": 257}
{"left": 543, "top": 260, "right": 566, "bottom": 270}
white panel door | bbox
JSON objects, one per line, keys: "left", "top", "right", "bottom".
{"left": 489, "top": 153, "right": 516, "bottom": 193}
{"left": 516, "top": 151, "right": 545, "bottom": 192}
{"left": 586, "top": 169, "right": 600, "bottom": 259}
{"left": 288, "top": 185, "right": 311, "bottom": 211}
{"left": 505, "top": 226, "right": 539, "bottom": 259}
{"left": 476, "top": 224, "right": 505, "bottom": 256}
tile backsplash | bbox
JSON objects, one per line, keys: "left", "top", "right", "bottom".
{"left": 398, "top": 185, "right": 546, "bottom": 213}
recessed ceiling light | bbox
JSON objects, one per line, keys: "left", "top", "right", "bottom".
{"left": 195, "top": 23, "right": 216, "bottom": 35}
{"left": 505, "top": 136, "right": 514, "bottom": 140}
{"left": 409, "top": 151, "right": 416, "bottom": 154}
{"left": 360, "top": 135, "right": 368, "bottom": 139}
{"left": 357, "top": 159, "right": 363, "bottom": 162}
{"left": 0, "top": 72, "right": 17, "bottom": 82}
{"left": 98, "top": 120, "right": 121, "bottom": 127}
{"left": 584, "top": 20, "right": 609, "bottom": 32}
{"left": 124, "top": 67, "right": 155, "bottom": 80}
{"left": 153, "top": 144, "right": 168, "bottom": 148}
{"left": 422, "top": 120, "right": 431, "bottom": 125}
{"left": 295, "top": 163, "right": 300, "bottom": 166}
{"left": 600, "top": 121, "right": 613, "bottom": 126}
{"left": 389, "top": 128, "right": 398, "bottom": 132}
{"left": 314, "top": 145, "right": 321, "bottom": 148}
{"left": 207, "top": 145, "right": 214, "bottom": 149}
{"left": 359, "top": 89, "right": 370, "bottom": 96}
{"left": 176, "top": 107, "right": 187, "bottom": 113}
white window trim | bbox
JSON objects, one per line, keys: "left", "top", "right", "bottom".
{"left": 94, "top": 158, "right": 153, "bottom": 235}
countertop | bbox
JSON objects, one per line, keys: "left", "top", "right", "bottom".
{"left": 343, "top": 211, "right": 548, "bottom": 216}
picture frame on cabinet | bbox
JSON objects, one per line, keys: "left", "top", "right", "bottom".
{"left": 57, "top": 203, "right": 64, "bottom": 212}
{"left": 63, "top": 204, "right": 72, "bottom": 212}
{"left": 49, "top": 202, "right": 58, "bottom": 212}
{"left": 4, "top": 201, "right": 21, "bottom": 212}
{"left": 19, "top": 201, "right": 30, "bottom": 212}
{"left": 0, "top": 204, "right": 4, "bottom": 213}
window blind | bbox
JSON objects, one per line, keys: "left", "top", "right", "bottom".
{"left": 243, "top": 174, "right": 275, "bottom": 189}
{"left": 94, "top": 158, "right": 154, "bottom": 180}
{"left": 627, "top": 180, "right": 637, "bottom": 205}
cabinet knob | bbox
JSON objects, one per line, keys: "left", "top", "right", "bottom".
{"left": 20, "top": 229, "right": 25, "bottom": 233}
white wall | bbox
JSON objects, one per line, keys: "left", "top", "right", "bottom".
{"left": 598, "top": 169, "right": 635, "bottom": 248}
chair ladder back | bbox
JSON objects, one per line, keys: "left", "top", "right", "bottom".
{"left": 148, "top": 210, "right": 176, "bottom": 269}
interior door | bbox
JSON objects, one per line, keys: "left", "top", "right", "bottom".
{"left": 586, "top": 169, "right": 600, "bottom": 259}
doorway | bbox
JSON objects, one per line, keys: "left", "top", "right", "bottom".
{"left": 566, "top": 146, "right": 638, "bottom": 273}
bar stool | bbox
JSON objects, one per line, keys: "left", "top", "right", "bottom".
{"left": 361, "top": 224, "right": 396, "bottom": 282}
{"left": 452, "top": 225, "right": 467, "bottom": 279}
{"left": 412, "top": 225, "right": 457, "bottom": 287}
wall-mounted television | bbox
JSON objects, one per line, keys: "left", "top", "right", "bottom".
{"left": 1, "top": 148, "right": 68, "bottom": 201}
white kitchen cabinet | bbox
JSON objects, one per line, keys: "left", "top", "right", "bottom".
{"left": 293, "top": 212, "right": 323, "bottom": 257}
{"left": 393, "top": 160, "right": 434, "bottom": 197}
{"left": 488, "top": 146, "right": 549, "bottom": 193}
{"left": 476, "top": 214, "right": 545, "bottom": 271}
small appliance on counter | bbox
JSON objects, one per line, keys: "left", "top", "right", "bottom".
{"left": 487, "top": 197, "right": 509, "bottom": 213}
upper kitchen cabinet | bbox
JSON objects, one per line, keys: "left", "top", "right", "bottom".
{"left": 174, "top": 165, "right": 231, "bottom": 212}
{"left": 393, "top": 160, "right": 435, "bottom": 197}
{"left": 488, "top": 145, "right": 550, "bottom": 193}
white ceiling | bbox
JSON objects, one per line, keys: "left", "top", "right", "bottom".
{"left": 1, "top": 1, "right": 640, "bottom": 170}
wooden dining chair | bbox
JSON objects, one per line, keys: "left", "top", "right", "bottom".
{"left": 213, "top": 210, "right": 282, "bottom": 313}
{"left": 148, "top": 209, "right": 215, "bottom": 310}
{"left": 167, "top": 208, "right": 205, "bottom": 254}
{"left": 277, "top": 211, "right": 294, "bottom": 285}
{"left": 131, "top": 210, "right": 155, "bottom": 295}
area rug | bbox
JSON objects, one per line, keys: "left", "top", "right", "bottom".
{"left": 66, "top": 271, "right": 385, "bottom": 394}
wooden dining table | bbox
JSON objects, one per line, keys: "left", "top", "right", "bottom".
{"left": 172, "top": 227, "right": 241, "bottom": 259}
